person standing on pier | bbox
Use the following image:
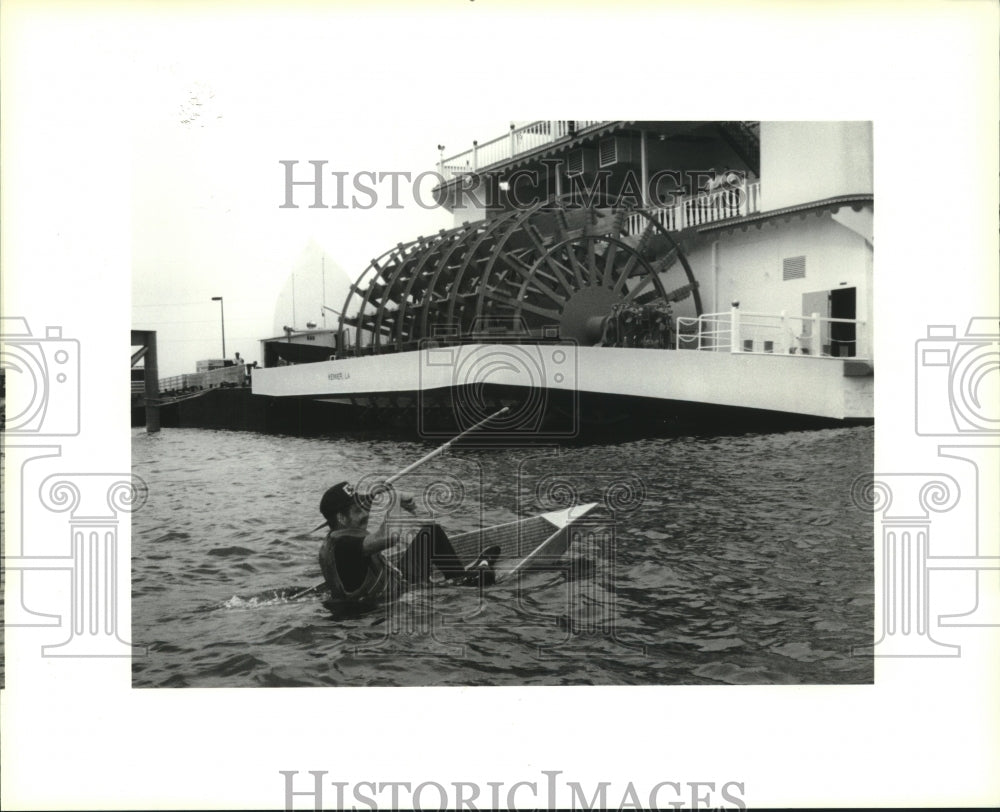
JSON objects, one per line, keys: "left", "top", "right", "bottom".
{"left": 233, "top": 352, "right": 249, "bottom": 385}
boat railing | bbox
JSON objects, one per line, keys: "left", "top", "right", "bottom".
{"left": 676, "top": 307, "right": 868, "bottom": 359}
{"left": 151, "top": 365, "right": 247, "bottom": 396}
{"left": 626, "top": 179, "right": 762, "bottom": 233}
{"left": 157, "top": 375, "right": 186, "bottom": 392}
{"left": 438, "top": 120, "right": 609, "bottom": 182}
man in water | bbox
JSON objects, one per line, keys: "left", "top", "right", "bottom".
{"left": 317, "top": 481, "right": 497, "bottom": 608}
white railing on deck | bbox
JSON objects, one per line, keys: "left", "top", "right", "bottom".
{"left": 438, "top": 120, "right": 608, "bottom": 182}
{"left": 676, "top": 307, "right": 868, "bottom": 360}
{"left": 626, "top": 180, "right": 761, "bottom": 233}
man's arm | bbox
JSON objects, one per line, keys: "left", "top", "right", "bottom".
{"left": 360, "top": 491, "right": 418, "bottom": 555}
{"left": 361, "top": 521, "right": 394, "bottom": 555}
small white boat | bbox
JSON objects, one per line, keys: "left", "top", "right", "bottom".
{"left": 443, "top": 502, "right": 599, "bottom": 584}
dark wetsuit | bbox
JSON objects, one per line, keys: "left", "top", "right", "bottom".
{"left": 319, "top": 524, "right": 467, "bottom": 604}
{"left": 319, "top": 530, "right": 396, "bottom": 604}
{"left": 325, "top": 532, "right": 370, "bottom": 593}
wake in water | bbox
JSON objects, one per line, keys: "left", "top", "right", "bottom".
{"left": 219, "top": 554, "right": 596, "bottom": 612}
{"left": 219, "top": 587, "right": 325, "bottom": 609}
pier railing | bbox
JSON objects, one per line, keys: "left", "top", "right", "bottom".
{"left": 626, "top": 180, "right": 762, "bottom": 233}
{"left": 438, "top": 120, "right": 608, "bottom": 182}
{"left": 133, "top": 365, "right": 247, "bottom": 402}
{"left": 676, "top": 308, "right": 869, "bottom": 359}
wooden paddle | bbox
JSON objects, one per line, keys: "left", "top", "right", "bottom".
{"left": 291, "top": 406, "right": 509, "bottom": 600}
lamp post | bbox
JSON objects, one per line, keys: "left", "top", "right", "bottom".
{"left": 211, "top": 296, "right": 226, "bottom": 358}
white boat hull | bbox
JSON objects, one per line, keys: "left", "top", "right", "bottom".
{"left": 252, "top": 345, "right": 873, "bottom": 421}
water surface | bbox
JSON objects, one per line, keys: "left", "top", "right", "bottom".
{"left": 131, "top": 425, "right": 873, "bottom": 687}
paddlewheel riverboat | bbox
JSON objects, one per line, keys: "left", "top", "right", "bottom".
{"left": 254, "top": 121, "right": 873, "bottom": 431}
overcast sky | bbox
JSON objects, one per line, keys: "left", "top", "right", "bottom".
{"left": 128, "top": 29, "right": 509, "bottom": 374}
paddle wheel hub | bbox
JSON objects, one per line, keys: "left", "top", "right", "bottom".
{"left": 558, "top": 285, "right": 622, "bottom": 344}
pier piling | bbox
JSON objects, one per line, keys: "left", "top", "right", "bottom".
{"left": 131, "top": 329, "right": 160, "bottom": 433}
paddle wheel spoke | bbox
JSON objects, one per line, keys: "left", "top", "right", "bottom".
{"left": 622, "top": 275, "right": 655, "bottom": 305}
{"left": 564, "top": 241, "right": 588, "bottom": 289}
{"left": 555, "top": 210, "right": 588, "bottom": 288}
{"left": 484, "top": 291, "right": 561, "bottom": 321}
{"left": 504, "top": 251, "right": 571, "bottom": 299}
{"left": 611, "top": 259, "right": 637, "bottom": 296}
{"left": 524, "top": 221, "right": 577, "bottom": 296}
{"left": 522, "top": 275, "right": 568, "bottom": 308}
{"left": 542, "top": 254, "right": 582, "bottom": 295}
{"left": 585, "top": 236, "right": 600, "bottom": 286}
{"left": 618, "top": 219, "right": 655, "bottom": 279}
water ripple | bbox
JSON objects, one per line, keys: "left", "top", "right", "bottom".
{"left": 132, "top": 425, "right": 873, "bottom": 687}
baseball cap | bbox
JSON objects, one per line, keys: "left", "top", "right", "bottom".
{"left": 319, "top": 481, "right": 374, "bottom": 525}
